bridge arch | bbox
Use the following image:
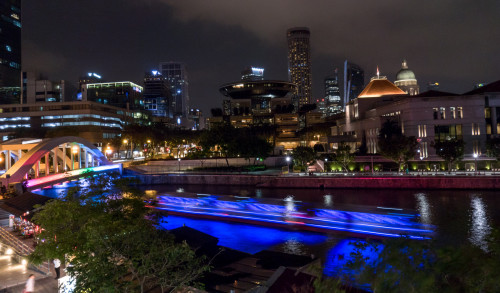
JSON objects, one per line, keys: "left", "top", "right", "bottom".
{"left": 1, "top": 136, "right": 111, "bottom": 184}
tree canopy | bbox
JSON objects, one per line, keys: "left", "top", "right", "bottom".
{"left": 378, "top": 120, "right": 418, "bottom": 171}
{"left": 292, "top": 146, "right": 317, "bottom": 170}
{"left": 30, "top": 174, "right": 209, "bottom": 293}
{"left": 432, "top": 138, "right": 465, "bottom": 172}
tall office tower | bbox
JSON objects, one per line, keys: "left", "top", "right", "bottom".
{"left": 324, "top": 68, "right": 342, "bottom": 116}
{"left": 143, "top": 70, "right": 172, "bottom": 118}
{"left": 343, "top": 60, "right": 364, "bottom": 107}
{"left": 82, "top": 81, "right": 144, "bottom": 110}
{"left": 287, "top": 27, "right": 312, "bottom": 110}
{"left": 0, "top": 0, "right": 21, "bottom": 103}
{"left": 241, "top": 66, "right": 264, "bottom": 81}
{"left": 159, "top": 62, "right": 189, "bottom": 117}
{"left": 394, "top": 60, "right": 419, "bottom": 95}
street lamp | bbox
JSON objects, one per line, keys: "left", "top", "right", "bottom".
{"left": 105, "top": 146, "right": 113, "bottom": 161}
{"left": 286, "top": 156, "right": 291, "bottom": 174}
{"left": 324, "top": 158, "right": 328, "bottom": 174}
{"left": 473, "top": 153, "right": 478, "bottom": 175}
{"left": 123, "top": 139, "right": 128, "bottom": 159}
{"left": 420, "top": 155, "right": 424, "bottom": 175}
{"left": 178, "top": 158, "right": 181, "bottom": 172}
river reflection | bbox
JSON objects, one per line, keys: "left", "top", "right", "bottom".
{"left": 469, "top": 195, "right": 491, "bottom": 250}
{"left": 415, "top": 193, "right": 432, "bottom": 225}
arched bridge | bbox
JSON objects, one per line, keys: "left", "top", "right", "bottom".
{"left": 0, "top": 136, "right": 122, "bottom": 190}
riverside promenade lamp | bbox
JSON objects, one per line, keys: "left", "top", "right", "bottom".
{"left": 178, "top": 158, "right": 181, "bottom": 172}
{"left": 473, "top": 153, "right": 478, "bottom": 175}
{"left": 286, "top": 156, "right": 291, "bottom": 174}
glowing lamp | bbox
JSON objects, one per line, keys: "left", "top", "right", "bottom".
{"left": 72, "top": 145, "right": 79, "bottom": 154}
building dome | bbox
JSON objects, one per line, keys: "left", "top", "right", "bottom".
{"left": 395, "top": 60, "right": 416, "bottom": 81}
{"left": 394, "top": 60, "right": 419, "bottom": 95}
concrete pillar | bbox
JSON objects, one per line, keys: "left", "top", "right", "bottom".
{"left": 53, "top": 148, "right": 58, "bottom": 173}
{"left": 7, "top": 150, "right": 11, "bottom": 169}
{"left": 35, "top": 161, "right": 39, "bottom": 178}
{"left": 78, "top": 145, "right": 82, "bottom": 169}
{"left": 63, "top": 145, "right": 67, "bottom": 171}
{"left": 84, "top": 149, "right": 88, "bottom": 168}
{"left": 45, "top": 153, "right": 50, "bottom": 175}
{"left": 491, "top": 107, "right": 497, "bottom": 135}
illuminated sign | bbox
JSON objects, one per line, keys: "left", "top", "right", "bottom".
{"left": 251, "top": 67, "right": 264, "bottom": 76}
{"left": 87, "top": 72, "right": 102, "bottom": 79}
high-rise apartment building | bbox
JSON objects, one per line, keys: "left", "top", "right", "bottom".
{"left": 0, "top": 0, "right": 21, "bottom": 89}
{"left": 159, "top": 62, "right": 189, "bottom": 117}
{"left": 287, "top": 27, "right": 312, "bottom": 110}
{"left": 343, "top": 61, "right": 364, "bottom": 107}
{"left": 143, "top": 70, "right": 172, "bottom": 118}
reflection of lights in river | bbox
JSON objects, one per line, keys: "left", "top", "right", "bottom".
{"left": 284, "top": 195, "right": 295, "bottom": 214}
{"left": 324, "top": 194, "right": 333, "bottom": 207}
{"left": 176, "top": 188, "right": 184, "bottom": 193}
{"left": 469, "top": 195, "right": 491, "bottom": 251}
{"left": 283, "top": 239, "right": 304, "bottom": 255}
{"left": 415, "top": 193, "right": 432, "bottom": 225}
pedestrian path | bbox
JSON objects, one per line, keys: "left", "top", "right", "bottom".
{"left": 0, "top": 253, "right": 51, "bottom": 292}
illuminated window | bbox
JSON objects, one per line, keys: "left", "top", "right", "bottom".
{"left": 450, "top": 107, "right": 456, "bottom": 119}
{"left": 439, "top": 107, "right": 446, "bottom": 119}
{"left": 418, "top": 125, "right": 427, "bottom": 137}
{"left": 473, "top": 140, "right": 481, "bottom": 155}
{"left": 472, "top": 123, "right": 480, "bottom": 135}
{"left": 433, "top": 108, "right": 438, "bottom": 120}
{"left": 457, "top": 107, "right": 463, "bottom": 118}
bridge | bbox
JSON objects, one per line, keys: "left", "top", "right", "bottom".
{"left": 0, "top": 136, "right": 122, "bottom": 190}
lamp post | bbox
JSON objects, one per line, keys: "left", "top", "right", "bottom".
{"left": 286, "top": 156, "right": 291, "bottom": 174}
{"left": 473, "top": 153, "right": 478, "bottom": 175}
{"left": 122, "top": 139, "right": 128, "bottom": 159}
{"left": 178, "top": 158, "right": 181, "bottom": 172}
{"left": 106, "top": 146, "right": 113, "bottom": 161}
{"left": 324, "top": 158, "right": 328, "bottom": 174}
{"left": 420, "top": 155, "right": 424, "bottom": 175}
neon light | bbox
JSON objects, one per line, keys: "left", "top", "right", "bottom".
{"left": 26, "top": 164, "right": 121, "bottom": 188}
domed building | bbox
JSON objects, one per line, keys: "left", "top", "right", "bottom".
{"left": 395, "top": 60, "right": 419, "bottom": 95}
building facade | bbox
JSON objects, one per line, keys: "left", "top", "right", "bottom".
{"left": 21, "top": 72, "right": 73, "bottom": 104}
{"left": 159, "top": 62, "right": 189, "bottom": 117}
{"left": 0, "top": 0, "right": 21, "bottom": 89}
{"left": 143, "top": 70, "right": 172, "bottom": 118}
{"left": 329, "top": 78, "right": 500, "bottom": 163}
{"left": 0, "top": 101, "right": 138, "bottom": 143}
{"left": 82, "top": 81, "right": 144, "bottom": 110}
{"left": 287, "top": 27, "right": 312, "bottom": 110}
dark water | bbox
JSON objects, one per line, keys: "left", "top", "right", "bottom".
{"left": 34, "top": 182, "right": 500, "bottom": 274}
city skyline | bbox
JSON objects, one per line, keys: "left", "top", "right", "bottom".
{"left": 22, "top": 0, "right": 500, "bottom": 114}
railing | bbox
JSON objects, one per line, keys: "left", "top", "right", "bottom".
{"left": 0, "top": 226, "right": 51, "bottom": 275}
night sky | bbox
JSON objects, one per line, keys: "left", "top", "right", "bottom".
{"left": 22, "top": 0, "right": 500, "bottom": 114}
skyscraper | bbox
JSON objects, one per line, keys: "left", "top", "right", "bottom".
{"left": 0, "top": 0, "right": 21, "bottom": 89}
{"left": 143, "top": 70, "right": 172, "bottom": 118}
{"left": 324, "top": 68, "right": 342, "bottom": 115}
{"left": 159, "top": 62, "right": 189, "bottom": 117}
{"left": 343, "top": 61, "right": 364, "bottom": 107}
{"left": 287, "top": 27, "right": 312, "bottom": 110}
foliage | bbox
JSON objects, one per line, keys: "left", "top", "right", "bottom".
{"left": 318, "top": 231, "right": 500, "bottom": 293}
{"left": 30, "top": 174, "right": 209, "bottom": 293}
{"left": 199, "top": 123, "right": 273, "bottom": 166}
{"left": 378, "top": 119, "right": 419, "bottom": 171}
{"left": 333, "top": 142, "right": 354, "bottom": 172}
{"left": 292, "top": 146, "right": 317, "bottom": 170}
{"left": 486, "top": 137, "right": 500, "bottom": 159}
{"left": 432, "top": 138, "right": 465, "bottom": 172}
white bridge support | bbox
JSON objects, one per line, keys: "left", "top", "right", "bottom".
{"left": 0, "top": 137, "right": 117, "bottom": 187}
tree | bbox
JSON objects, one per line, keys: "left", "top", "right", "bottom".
{"left": 378, "top": 120, "right": 418, "bottom": 171}
{"left": 486, "top": 137, "right": 500, "bottom": 159}
{"left": 329, "top": 231, "right": 500, "bottom": 293}
{"left": 333, "top": 142, "right": 355, "bottom": 172}
{"left": 199, "top": 123, "right": 239, "bottom": 166}
{"left": 432, "top": 138, "right": 465, "bottom": 172}
{"left": 29, "top": 174, "right": 209, "bottom": 292}
{"left": 292, "top": 146, "right": 317, "bottom": 170}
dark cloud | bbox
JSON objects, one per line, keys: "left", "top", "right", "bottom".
{"left": 22, "top": 0, "right": 500, "bottom": 114}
